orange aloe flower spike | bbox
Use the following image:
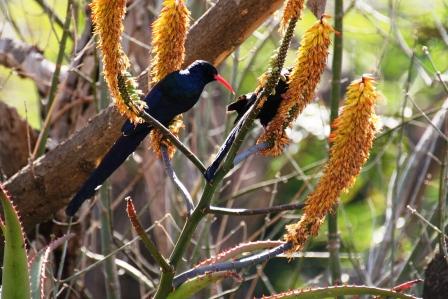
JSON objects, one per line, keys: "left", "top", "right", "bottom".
{"left": 280, "top": 0, "right": 305, "bottom": 32}
{"left": 91, "top": 0, "right": 145, "bottom": 123}
{"left": 258, "top": 16, "right": 335, "bottom": 156}
{"left": 284, "top": 76, "right": 380, "bottom": 252}
{"left": 148, "top": 0, "right": 190, "bottom": 158}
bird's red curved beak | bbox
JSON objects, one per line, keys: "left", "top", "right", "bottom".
{"left": 214, "top": 74, "right": 235, "bottom": 94}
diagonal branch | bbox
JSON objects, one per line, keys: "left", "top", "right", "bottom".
{"left": 4, "top": 0, "right": 285, "bottom": 232}
{"left": 173, "top": 242, "right": 292, "bottom": 287}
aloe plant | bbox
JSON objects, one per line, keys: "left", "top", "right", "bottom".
{"left": 0, "top": 185, "right": 73, "bottom": 299}
{"left": 1, "top": 185, "right": 30, "bottom": 299}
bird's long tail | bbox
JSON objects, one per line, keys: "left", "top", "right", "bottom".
{"left": 204, "top": 119, "right": 242, "bottom": 181}
{"left": 65, "top": 126, "right": 151, "bottom": 216}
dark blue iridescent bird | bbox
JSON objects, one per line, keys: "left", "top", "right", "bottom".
{"left": 66, "top": 60, "right": 234, "bottom": 216}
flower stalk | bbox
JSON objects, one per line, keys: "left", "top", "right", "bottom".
{"left": 91, "top": 0, "right": 146, "bottom": 123}
{"left": 284, "top": 76, "right": 379, "bottom": 252}
{"left": 126, "top": 197, "right": 173, "bottom": 274}
{"left": 280, "top": 0, "right": 305, "bottom": 32}
{"left": 328, "top": 0, "right": 344, "bottom": 291}
{"left": 149, "top": 0, "right": 190, "bottom": 158}
{"left": 258, "top": 16, "right": 335, "bottom": 156}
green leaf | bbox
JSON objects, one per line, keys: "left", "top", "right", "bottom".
{"left": 1, "top": 185, "right": 30, "bottom": 299}
{"left": 29, "top": 252, "right": 45, "bottom": 299}
{"left": 167, "top": 272, "right": 237, "bottom": 299}
{"left": 260, "top": 285, "right": 419, "bottom": 299}
{"left": 29, "top": 234, "right": 74, "bottom": 299}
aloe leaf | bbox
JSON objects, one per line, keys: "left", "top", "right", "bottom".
{"left": 29, "top": 234, "right": 74, "bottom": 299}
{"left": 259, "top": 285, "right": 419, "bottom": 299}
{"left": 167, "top": 272, "right": 238, "bottom": 299}
{"left": 0, "top": 185, "right": 30, "bottom": 299}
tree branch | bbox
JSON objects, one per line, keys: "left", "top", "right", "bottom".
{"left": 0, "top": 37, "right": 68, "bottom": 94}
{"left": 4, "top": 0, "right": 284, "bottom": 232}
{"left": 173, "top": 242, "right": 292, "bottom": 287}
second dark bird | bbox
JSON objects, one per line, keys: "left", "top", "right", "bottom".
{"left": 204, "top": 68, "right": 290, "bottom": 180}
{"left": 227, "top": 68, "right": 290, "bottom": 127}
{"left": 66, "top": 60, "right": 234, "bottom": 216}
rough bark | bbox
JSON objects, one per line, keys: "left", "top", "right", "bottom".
{"left": 423, "top": 253, "right": 448, "bottom": 299}
{"left": 184, "top": 0, "right": 283, "bottom": 66}
{"left": 0, "top": 102, "right": 38, "bottom": 178}
{"left": 4, "top": 0, "right": 284, "bottom": 232}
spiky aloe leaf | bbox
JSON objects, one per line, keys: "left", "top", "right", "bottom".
{"left": 259, "top": 285, "right": 419, "bottom": 299}
{"left": 0, "top": 184, "right": 30, "bottom": 299}
{"left": 167, "top": 272, "right": 239, "bottom": 299}
{"left": 29, "top": 234, "right": 74, "bottom": 299}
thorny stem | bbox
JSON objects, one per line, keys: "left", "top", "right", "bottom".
{"left": 252, "top": 285, "right": 419, "bottom": 299}
{"left": 328, "top": 0, "right": 344, "bottom": 293}
{"left": 207, "top": 141, "right": 270, "bottom": 180}
{"left": 196, "top": 241, "right": 285, "bottom": 267}
{"left": 153, "top": 17, "right": 298, "bottom": 299}
{"left": 125, "top": 198, "right": 173, "bottom": 274}
{"left": 173, "top": 243, "right": 292, "bottom": 287}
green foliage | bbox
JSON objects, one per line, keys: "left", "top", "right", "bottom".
{"left": 167, "top": 273, "right": 234, "bottom": 299}
{"left": 0, "top": 186, "right": 30, "bottom": 299}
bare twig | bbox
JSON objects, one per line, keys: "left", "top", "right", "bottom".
{"left": 207, "top": 202, "right": 304, "bottom": 216}
{"left": 422, "top": 46, "right": 448, "bottom": 95}
{"left": 233, "top": 142, "right": 269, "bottom": 166}
{"left": 161, "top": 146, "right": 194, "bottom": 215}
{"left": 34, "top": 0, "right": 73, "bottom": 39}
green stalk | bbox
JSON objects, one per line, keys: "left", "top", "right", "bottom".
{"left": 328, "top": 0, "right": 344, "bottom": 296}
{"left": 99, "top": 181, "right": 122, "bottom": 299}
{"left": 439, "top": 126, "right": 448, "bottom": 260}
{"left": 126, "top": 198, "right": 173, "bottom": 274}
{"left": 153, "top": 17, "right": 299, "bottom": 299}
{"left": 32, "top": 0, "right": 73, "bottom": 158}
{"left": 95, "top": 60, "right": 121, "bottom": 298}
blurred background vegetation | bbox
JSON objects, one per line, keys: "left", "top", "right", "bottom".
{"left": 1, "top": 0, "right": 448, "bottom": 298}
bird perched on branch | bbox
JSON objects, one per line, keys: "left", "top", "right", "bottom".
{"left": 227, "top": 68, "right": 290, "bottom": 127}
{"left": 204, "top": 68, "right": 290, "bottom": 180}
{"left": 66, "top": 60, "right": 234, "bottom": 216}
